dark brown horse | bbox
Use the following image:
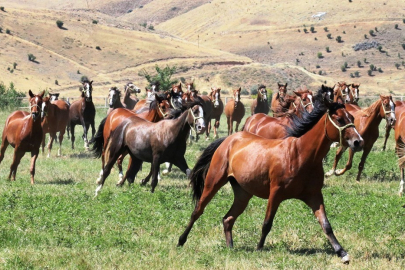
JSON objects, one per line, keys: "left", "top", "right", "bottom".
{"left": 93, "top": 101, "right": 206, "bottom": 195}
{"left": 178, "top": 96, "right": 363, "bottom": 264}
{"left": 270, "top": 82, "right": 288, "bottom": 116}
{"left": 41, "top": 94, "right": 69, "bottom": 157}
{"left": 91, "top": 94, "right": 172, "bottom": 184}
{"left": 122, "top": 82, "right": 141, "bottom": 110}
{"left": 326, "top": 95, "right": 396, "bottom": 180}
{"left": 250, "top": 85, "right": 269, "bottom": 115}
{"left": 0, "top": 90, "right": 45, "bottom": 184}
{"left": 394, "top": 101, "right": 405, "bottom": 197}
{"left": 207, "top": 87, "right": 224, "bottom": 139}
{"left": 224, "top": 87, "right": 245, "bottom": 135}
{"left": 106, "top": 87, "right": 125, "bottom": 115}
{"left": 68, "top": 80, "right": 96, "bottom": 150}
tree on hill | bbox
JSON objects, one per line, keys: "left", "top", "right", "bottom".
{"left": 139, "top": 65, "right": 178, "bottom": 91}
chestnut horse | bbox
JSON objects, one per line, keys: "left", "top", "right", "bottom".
{"left": 272, "top": 94, "right": 297, "bottom": 117}
{"left": 326, "top": 95, "right": 396, "bottom": 180}
{"left": 91, "top": 94, "right": 172, "bottom": 183}
{"left": 382, "top": 100, "right": 404, "bottom": 151}
{"left": 250, "top": 85, "right": 269, "bottom": 115}
{"left": 224, "top": 87, "right": 245, "bottom": 135}
{"left": 178, "top": 97, "right": 363, "bottom": 264}
{"left": 394, "top": 101, "right": 405, "bottom": 197}
{"left": 270, "top": 82, "right": 288, "bottom": 116}
{"left": 93, "top": 101, "right": 206, "bottom": 195}
{"left": 122, "top": 82, "right": 141, "bottom": 110}
{"left": 41, "top": 94, "right": 69, "bottom": 157}
{"left": 106, "top": 87, "right": 125, "bottom": 115}
{"left": 0, "top": 90, "right": 45, "bottom": 184}
{"left": 68, "top": 80, "right": 96, "bottom": 149}
{"left": 133, "top": 81, "right": 160, "bottom": 111}
{"left": 349, "top": 83, "right": 360, "bottom": 105}
{"left": 292, "top": 89, "right": 314, "bottom": 116}
{"left": 207, "top": 87, "right": 224, "bottom": 139}
{"left": 333, "top": 82, "right": 354, "bottom": 104}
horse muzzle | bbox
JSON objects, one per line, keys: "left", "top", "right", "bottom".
{"left": 348, "top": 136, "right": 364, "bottom": 152}
{"left": 32, "top": 112, "right": 40, "bottom": 121}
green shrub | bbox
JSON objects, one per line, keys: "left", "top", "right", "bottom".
{"left": 92, "top": 20, "right": 98, "bottom": 24}
{"left": 336, "top": 36, "right": 342, "bottom": 42}
{"left": 327, "top": 33, "right": 332, "bottom": 39}
{"left": 369, "top": 64, "right": 375, "bottom": 70}
{"left": 303, "top": 28, "right": 308, "bottom": 33}
{"left": 378, "top": 45, "right": 383, "bottom": 52}
{"left": 395, "top": 63, "right": 400, "bottom": 69}
{"left": 364, "top": 34, "right": 368, "bottom": 39}
{"left": 326, "top": 46, "right": 330, "bottom": 52}
{"left": 28, "top": 53, "right": 36, "bottom": 62}
{"left": 96, "top": 46, "right": 101, "bottom": 50}
{"left": 395, "top": 24, "right": 399, "bottom": 29}
{"left": 148, "top": 25, "right": 155, "bottom": 30}
{"left": 139, "top": 64, "right": 178, "bottom": 91}
{"left": 378, "top": 67, "right": 383, "bottom": 72}
{"left": 55, "top": 80, "right": 59, "bottom": 85}
{"left": 367, "top": 70, "right": 372, "bottom": 76}
{"left": 317, "top": 52, "right": 323, "bottom": 58}
{"left": 350, "top": 73, "right": 354, "bottom": 78}
{"left": 341, "top": 65, "right": 346, "bottom": 72}
{"left": 357, "top": 60, "right": 362, "bottom": 67}
{"left": 77, "top": 70, "right": 80, "bottom": 74}
{"left": 310, "top": 26, "right": 315, "bottom": 33}
{"left": 0, "top": 7, "right": 4, "bottom": 11}
{"left": 354, "top": 71, "right": 360, "bottom": 77}
{"left": 0, "top": 27, "right": 2, "bottom": 33}
{"left": 402, "top": 44, "right": 405, "bottom": 50}
{"left": 324, "top": 27, "right": 328, "bottom": 32}
{"left": 0, "top": 81, "right": 26, "bottom": 109}
{"left": 56, "top": 20, "right": 64, "bottom": 28}
{"left": 13, "top": 62, "right": 17, "bottom": 69}
{"left": 369, "top": 30, "right": 374, "bottom": 36}
{"left": 140, "top": 22, "right": 147, "bottom": 28}
{"left": 6, "top": 29, "right": 10, "bottom": 34}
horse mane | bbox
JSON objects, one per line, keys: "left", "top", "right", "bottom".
{"left": 285, "top": 90, "right": 344, "bottom": 138}
{"left": 258, "top": 84, "right": 266, "bottom": 89}
{"left": 358, "top": 98, "right": 381, "bottom": 117}
{"left": 182, "top": 96, "right": 204, "bottom": 110}
{"left": 111, "top": 87, "right": 121, "bottom": 97}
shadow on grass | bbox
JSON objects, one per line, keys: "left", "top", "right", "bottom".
{"left": 234, "top": 245, "right": 336, "bottom": 256}
{"left": 44, "top": 178, "right": 75, "bottom": 185}
{"left": 70, "top": 152, "right": 93, "bottom": 159}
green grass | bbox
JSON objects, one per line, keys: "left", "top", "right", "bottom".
{"left": 0, "top": 108, "right": 404, "bottom": 269}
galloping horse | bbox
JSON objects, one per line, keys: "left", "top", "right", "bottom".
{"left": 0, "top": 90, "right": 45, "bottom": 184}
{"left": 68, "top": 80, "right": 96, "bottom": 149}
{"left": 178, "top": 96, "right": 363, "bottom": 264}
{"left": 207, "top": 87, "right": 224, "bottom": 139}
{"left": 93, "top": 100, "right": 206, "bottom": 195}
{"left": 326, "top": 95, "right": 396, "bottom": 180}
{"left": 106, "top": 87, "right": 124, "bottom": 115}
{"left": 91, "top": 94, "right": 172, "bottom": 184}
{"left": 394, "top": 101, "right": 405, "bottom": 197}
{"left": 250, "top": 85, "right": 269, "bottom": 115}
{"left": 41, "top": 94, "right": 69, "bottom": 157}
{"left": 122, "top": 82, "right": 141, "bottom": 110}
{"left": 270, "top": 82, "right": 288, "bottom": 116}
{"left": 224, "top": 87, "right": 245, "bottom": 135}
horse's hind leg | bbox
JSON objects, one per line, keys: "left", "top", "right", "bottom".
{"left": 302, "top": 192, "right": 350, "bottom": 264}
{"left": 325, "top": 146, "right": 347, "bottom": 177}
{"left": 0, "top": 139, "right": 9, "bottom": 165}
{"left": 382, "top": 124, "right": 391, "bottom": 151}
{"left": 57, "top": 131, "right": 64, "bottom": 157}
{"left": 83, "top": 122, "right": 90, "bottom": 149}
{"left": 9, "top": 149, "right": 25, "bottom": 181}
{"left": 95, "top": 149, "right": 124, "bottom": 196}
{"left": 214, "top": 118, "right": 220, "bottom": 138}
{"left": 399, "top": 167, "right": 404, "bottom": 196}
{"left": 116, "top": 150, "right": 128, "bottom": 182}
{"left": 70, "top": 124, "right": 76, "bottom": 149}
{"left": 235, "top": 120, "right": 241, "bottom": 132}
{"left": 47, "top": 132, "right": 56, "bottom": 158}
{"left": 162, "top": 162, "right": 173, "bottom": 175}
{"left": 355, "top": 145, "right": 373, "bottom": 181}
{"left": 41, "top": 133, "right": 46, "bottom": 154}
{"left": 223, "top": 179, "right": 253, "bottom": 247}
{"left": 178, "top": 168, "right": 229, "bottom": 246}
{"left": 117, "top": 157, "right": 142, "bottom": 187}
{"left": 172, "top": 156, "right": 190, "bottom": 177}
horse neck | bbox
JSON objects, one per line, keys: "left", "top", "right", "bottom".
{"left": 167, "top": 110, "right": 191, "bottom": 141}
{"left": 143, "top": 107, "right": 163, "bottom": 122}
{"left": 293, "top": 114, "right": 333, "bottom": 164}
{"left": 359, "top": 99, "right": 384, "bottom": 128}
{"left": 114, "top": 98, "right": 124, "bottom": 109}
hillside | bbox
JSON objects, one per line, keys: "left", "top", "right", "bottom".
{"left": 0, "top": 0, "right": 404, "bottom": 99}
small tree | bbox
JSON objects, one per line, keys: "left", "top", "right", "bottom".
{"left": 341, "top": 65, "right": 346, "bottom": 72}
{"left": 95, "top": 46, "right": 101, "bottom": 50}
{"left": 364, "top": 58, "right": 368, "bottom": 63}
{"left": 344, "top": 62, "right": 348, "bottom": 68}
{"left": 326, "top": 46, "right": 330, "bottom": 53}
{"left": 402, "top": 44, "right": 405, "bottom": 50}
{"left": 139, "top": 64, "right": 178, "bottom": 91}
{"left": 56, "top": 20, "right": 64, "bottom": 29}
{"left": 0, "top": 27, "right": 2, "bottom": 33}
{"left": 148, "top": 25, "right": 155, "bottom": 30}
{"left": 375, "top": 27, "right": 378, "bottom": 32}
{"left": 6, "top": 29, "right": 10, "bottom": 34}
{"left": 324, "top": 27, "right": 328, "bottom": 32}
{"left": 369, "top": 29, "right": 374, "bottom": 36}
{"left": 369, "top": 64, "right": 375, "bottom": 71}
{"left": 364, "top": 34, "right": 368, "bottom": 39}
{"left": 0, "top": 7, "right": 4, "bottom": 11}
{"left": 357, "top": 60, "right": 362, "bottom": 67}
{"left": 303, "top": 28, "right": 308, "bottom": 33}
{"left": 13, "top": 62, "right": 17, "bottom": 69}
{"left": 350, "top": 73, "right": 354, "bottom": 78}
{"left": 395, "top": 24, "right": 399, "bottom": 29}
{"left": 55, "top": 80, "right": 59, "bottom": 85}
{"left": 310, "top": 26, "right": 315, "bottom": 33}
{"left": 378, "top": 67, "right": 383, "bottom": 72}
{"left": 403, "top": 19, "right": 405, "bottom": 24}
{"left": 395, "top": 63, "right": 400, "bottom": 69}
{"left": 367, "top": 70, "right": 372, "bottom": 76}
{"left": 336, "top": 36, "right": 342, "bottom": 42}
{"left": 327, "top": 33, "right": 332, "bottom": 39}
{"left": 378, "top": 45, "right": 383, "bottom": 52}
{"left": 92, "top": 20, "right": 98, "bottom": 24}
{"left": 28, "top": 53, "right": 36, "bottom": 62}
{"left": 354, "top": 71, "right": 360, "bottom": 77}
{"left": 317, "top": 52, "right": 323, "bottom": 58}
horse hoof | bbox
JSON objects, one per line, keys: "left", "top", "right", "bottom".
{"left": 335, "top": 169, "right": 345, "bottom": 176}
{"left": 205, "top": 137, "right": 210, "bottom": 141}
{"left": 162, "top": 169, "right": 169, "bottom": 175}
{"left": 330, "top": 142, "right": 340, "bottom": 148}
{"left": 325, "top": 170, "right": 334, "bottom": 177}
{"left": 341, "top": 254, "right": 350, "bottom": 264}
{"left": 140, "top": 179, "right": 147, "bottom": 186}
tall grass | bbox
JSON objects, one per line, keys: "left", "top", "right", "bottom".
{"left": 0, "top": 106, "right": 404, "bottom": 269}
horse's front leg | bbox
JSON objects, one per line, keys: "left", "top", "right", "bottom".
{"left": 335, "top": 148, "right": 354, "bottom": 176}
{"left": 206, "top": 119, "right": 212, "bottom": 140}
{"left": 302, "top": 192, "right": 350, "bottom": 264}
{"left": 82, "top": 121, "right": 90, "bottom": 149}
{"left": 41, "top": 132, "right": 46, "bottom": 154}
{"left": 90, "top": 120, "right": 96, "bottom": 141}
{"left": 355, "top": 145, "right": 373, "bottom": 181}
{"left": 382, "top": 123, "right": 392, "bottom": 151}
{"left": 9, "top": 148, "right": 25, "bottom": 181}
{"left": 117, "top": 157, "right": 142, "bottom": 187}
{"left": 325, "top": 146, "right": 347, "bottom": 177}
{"left": 0, "top": 139, "right": 9, "bottom": 165}
{"left": 30, "top": 150, "right": 39, "bottom": 184}
{"left": 116, "top": 150, "right": 128, "bottom": 183}
{"left": 214, "top": 118, "right": 220, "bottom": 138}
{"left": 47, "top": 132, "right": 56, "bottom": 158}
{"left": 172, "top": 156, "right": 190, "bottom": 178}
{"left": 70, "top": 124, "right": 76, "bottom": 149}
{"left": 150, "top": 156, "right": 161, "bottom": 193}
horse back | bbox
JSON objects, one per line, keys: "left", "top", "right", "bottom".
{"left": 3, "top": 111, "right": 42, "bottom": 149}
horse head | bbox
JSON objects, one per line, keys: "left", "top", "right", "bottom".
{"left": 28, "top": 90, "right": 45, "bottom": 122}
{"left": 320, "top": 84, "right": 334, "bottom": 102}
{"left": 277, "top": 82, "right": 288, "bottom": 99}
{"left": 125, "top": 82, "right": 141, "bottom": 95}
{"left": 153, "top": 93, "right": 172, "bottom": 119}
{"left": 258, "top": 85, "right": 267, "bottom": 102}
{"left": 186, "top": 98, "right": 206, "bottom": 134}
{"left": 49, "top": 93, "right": 60, "bottom": 102}
{"left": 233, "top": 87, "right": 241, "bottom": 109}
{"left": 150, "top": 81, "right": 160, "bottom": 93}
{"left": 210, "top": 87, "right": 221, "bottom": 108}
{"left": 380, "top": 95, "right": 396, "bottom": 128}
{"left": 81, "top": 80, "right": 93, "bottom": 101}
{"left": 334, "top": 82, "right": 350, "bottom": 104}
{"left": 293, "top": 90, "right": 314, "bottom": 113}
{"left": 324, "top": 99, "right": 364, "bottom": 152}
{"left": 108, "top": 87, "right": 121, "bottom": 108}
{"left": 185, "top": 80, "right": 195, "bottom": 93}
{"left": 350, "top": 83, "right": 360, "bottom": 103}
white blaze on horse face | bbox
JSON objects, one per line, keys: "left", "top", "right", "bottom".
{"left": 147, "top": 90, "right": 153, "bottom": 98}
{"left": 262, "top": 90, "right": 267, "bottom": 101}
{"left": 308, "top": 94, "right": 313, "bottom": 104}
{"left": 195, "top": 106, "right": 205, "bottom": 132}
{"left": 235, "top": 94, "right": 239, "bottom": 102}
{"left": 187, "top": 85, "right": 191, "bottom": 92}
{"left": 344, "top": 86, "right": 350, "bottom": 103}
{"left": 389, "top": 100, "right": 396, "bottom": 121}
{"left": 41, "top": 102, "right": 46, "bottom": 118}
{"left": 152, "top": 85, "right": 156, "bottom": 92}
{"left": 214, "top": 92, "right": 219, "bottom": 107}
{"left": 108, "top": 90, "right": 115, "bottom": 106}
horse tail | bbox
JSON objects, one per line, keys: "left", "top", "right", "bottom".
{"left": 91, "top": 117, "right": 107, "bottom": 158}
{"left": 396, "top": 136, "right": 405, "bottom": 168}
{"left": 190, "top": 137, "right": 226, "bottom": 203}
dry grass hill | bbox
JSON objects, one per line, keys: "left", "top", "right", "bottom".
{"left": 0, "top": 0, "right": 404, "bottom": 101}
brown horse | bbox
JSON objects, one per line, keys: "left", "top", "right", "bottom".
{"left": 292, "top": 89, "right": 314, "bottom": 116}
{"left": 207, "top": 87, "right": 224, "bottom": 139}
{"left": 0, "top": 90, "right": 45, "bottom": 184}
{"left": 326, "top": 95, "right": 396, "bottom": 180}
{"left": 41, "top": 94, "right": 69, "bottom": 157}
{"left": 178, "top": 96, "right": 363, "bottom": 264}
{"left": 272, "top": 94, "right": 297, "bottom": 117}
{"left": 93, "top": 101, "right": 206, "bottom": 195}
{"left": 133, "top": 81, "right": 160, "bottom": 111}
{"left": 122, "top": 82, "right": 141, "bottom": 110}
{"left": 382, "top": 100, "right": 404, "bottom": 151}
{"left": 224, "top": 87, "right": 245, "bottom": 135}
{"left": 106, "top": 87, "right": 125, "bottom": 115}
{"left": 91, "top": 94, "right": 173, "bottom": 183}
{"left": 270, "top": 82, "right": 288, "bottom": 116}
{"left": 349, "top": 83, "right": 360, "bottom": 105}
{"left": 394, "top": 101, "right": 405, "bottom": 197}
{"left": 333, "top": 82, "right": 354, "bottom": 104}
{"left": 68, "top": 80, "right": 96, "bottom": 150}
{"left": 250, "top": 85, "right": 269, "bottom": 115}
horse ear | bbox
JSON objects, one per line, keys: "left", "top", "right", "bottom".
{"left": 155, "top": 93, "right": 162, "bottom": 102}
{"left": 293, "top": 90, "right": 300, "bottom": 96}
{"left": 29, "top": 90, "right": 34, "bottom": 98}
{"left": 40, "top": 90, "right": 45, "bottom": 97}
{"left": 218, "top": 88, "right": 221, "bottom": 92}
{"left": 238, "top": 87, "right": 241, "bottom": 91}
{"left": 90, "top": 80, "right": 93, "bottom": 85}
{"left": 285, "top": 83, "right": 288, "bottom": 88}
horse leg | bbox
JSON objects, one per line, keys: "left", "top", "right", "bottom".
{"left": 117, "top": 157, "right": 142, "bottom": 187}
{"left": 172, "top": 156, "right": 190, "bottom": 177}
{"left": 83, "top": 122, "right": 90, "bottom": 149}
{"left": 162, "top": 162, "right": 173, "bottom": 175}
{"left": 57, "top": 131, "right": 64, "bottom": 157}
{"left": 235, "top": 120, "right": 241, "bottom": 132}
{"left": 29, "top": 150, "right": 39, "bottom": 184}
{"left": 355, "top": 145, "right": 373, "bottom": 181}
{"left": 95, "top": 148, "right": 125, "bottom": 196}
{"left": 223, "top": 179, "right": 253, "bottom": 247}
{"left": 302, "top": 192, "right": 350, "bottom": 264}
{"left": 325, "top": 146, "right": 347, "bottom": 177}
{"left": 91, "top": 120, "right": 96, "bottom": 142}
{"left": 0, "top": 139, "right": 9, "bottom": 165}
{"left": 382, "top": 124, "right": 391, "bottom": 151}
{"left": 116, "top": 150, "right": 128, "bottom": 183}
{"left": 335, "top": 148, "right": 354, "bottom": 176}
{"left": 150, "top": 156, "right": 161, "bottom": 193}
{"left": 257, "top": 187, "right": 283, "bottom": 250}
{"left": 178, "top": 170, "right": 229, "bottom": 246}
{"left": 399, "top": 167, "right": 404, "bottom": 196}
{"left": 214, "top": 119, "right": 220, "bottom": 139}
{"left": 9, "top": 149, "right": 25, "bottom": 181}
{"left": 140, "top": 167, "right": 152, "bottom": 186}
{"left": 47, "top": 132, "right": 56, "bottom": 158}
{"left": 41, "top": 133, "right": 46, "bottom": 154}
{"left": 70, "top": 124, "right": 75, "bottom": 149}
{"left": 206, "top": 119, "right": 212, "bottom": 141}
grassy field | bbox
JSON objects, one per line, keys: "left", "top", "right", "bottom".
{"left": 0, "top": 106, "right": 404, "bottom": 269}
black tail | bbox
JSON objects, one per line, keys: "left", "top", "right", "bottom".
{"left": 396, "top": 136, "right": 405, "bottom": 168}
{"left": 190, "top": 137, "right": 226, "bottom": 203}
{"left": 90, "top": 117, "right": 107, "bottom": 158}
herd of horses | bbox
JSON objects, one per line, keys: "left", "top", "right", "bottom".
{"left": 0, "top": 79, "right": 404, "bottom": 264}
